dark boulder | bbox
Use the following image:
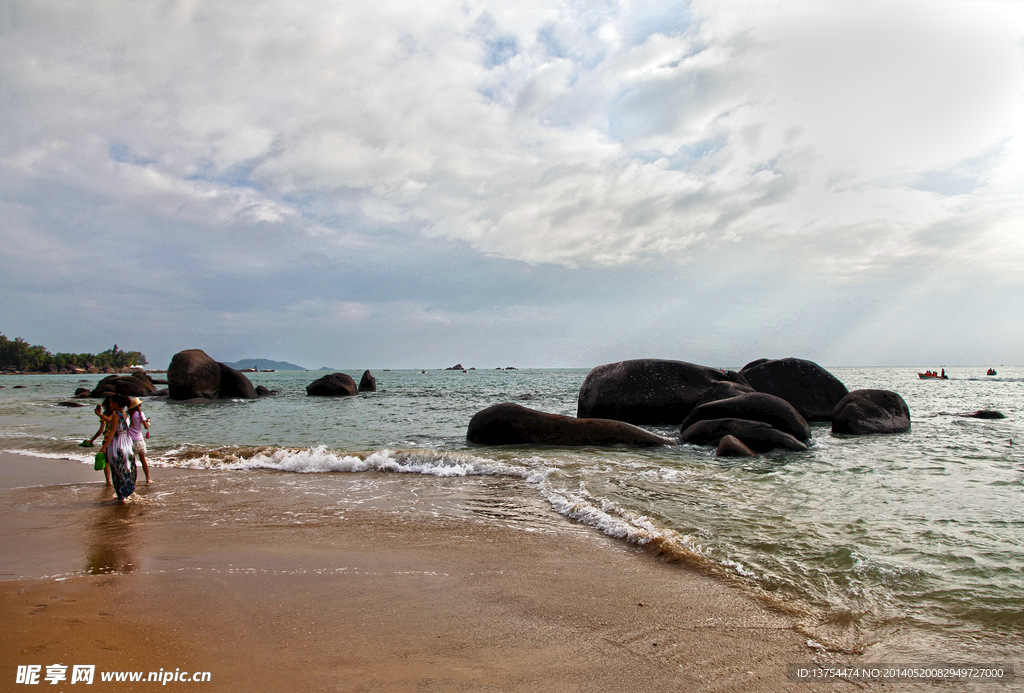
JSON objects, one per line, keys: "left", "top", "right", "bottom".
{"left": 694, "top": 380, "right": 756, "bottom": 408}
{"left": 577, "top": 359, "right": 746, "bottom": 425}
{"left": 681, "top": 418, "right": 808, "bottom": 453}
{"left": 679, "top": 392, "right": 810, "bottom": 442}
{"left": 58, "top": 401, "right": 85, "bottom": 407}
{"left": 468, "top": 403, "right": 674, "bottom": 447}
{"left": 255, "top": 385, "right": 277, "bottom": 397}
{"left": 716, "top": 435, "right": 756, "bottom": 457}
{"left": 90, "top": 372, "right": 157, "bottom": 398}
{"left": 74, "top": 387, "right": 91, "bottom": 397}
{"left": 166, "top": 349, "right": 257, "bottom": 400}
{"left": 218, "top": 363, "right": 258, "bottom": 398}
{"left": 739, "top": 357, "right": 848, "bottom": 421}
{"left": 168, "top": 349, "right": 222, "bottom": 400}
{"left": 831, "top": 389, "right": 911, "bottom": 435}
{"left": 358, "top": 370, "right": 377, "bottom": 392}
{"left": 306, "top": 373, "right": 358, "bottom": 397}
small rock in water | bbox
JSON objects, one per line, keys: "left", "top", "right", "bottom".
{"left": 716, "top": 435, "right": 756, "bottom": 458}
{"left": 967, "top": 410, "right": 1005, "bottom": 419}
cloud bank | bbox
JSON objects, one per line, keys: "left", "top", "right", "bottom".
{"left": 1, "top": 0, "right": 1021, "bottom": 368}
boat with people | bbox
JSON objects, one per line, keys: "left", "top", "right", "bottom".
{"left": 918, "top": 369, "right": 948, "bottom": 380}
{"left": 987, "top": 368, "right": 997, "bottom": 376}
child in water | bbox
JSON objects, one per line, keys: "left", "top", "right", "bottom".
{"left": 126, "top": 397, "right": 151, "bottom": 483}
{"left": 81, "top": 397, "right": 113, "bottom": 486}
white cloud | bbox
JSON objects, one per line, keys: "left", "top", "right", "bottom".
{"left": 0, "top": 0, "right": 1021, "bottom": 366}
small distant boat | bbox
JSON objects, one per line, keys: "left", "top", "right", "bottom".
{"left": 986, "top": 368, "right": 997, "bottom": 376}
{"left": 918, "top": 370, "right": 948, "bottom": 380}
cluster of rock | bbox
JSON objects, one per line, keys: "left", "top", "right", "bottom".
{"left": 82, "top": 371, "right": 164, "bottom": 398}
{"left": 306, "top": 370, "right": 376, "bottom": 396}
{"left": 468, "top": 357, "right": 912, "bottom": 455}
{"left": 67, "top": 348, "right": 382, "bottom": 402}
{"left": 168, "top": 350, "right": 380, "bottom": 400}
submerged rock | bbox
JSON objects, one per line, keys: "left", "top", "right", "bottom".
{"left": 468, "top": 403, "right": 674, "bottom": 447}
{"left": 954, "top": 410, "right": 1006, "bottom": 419}
{"left": 831, "top": 389, "right": 911, "bottom": 435}
{"left": 716, "top": 435, "right": 756, "bottom": 457}
{"left": 577, "top": 359, "right": 745, "bottom": 425}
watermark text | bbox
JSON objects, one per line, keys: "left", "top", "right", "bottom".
{"left": 16, "top": 665, "right": 211, "bottom": 685}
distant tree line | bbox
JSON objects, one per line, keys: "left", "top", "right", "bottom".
{"left": 0, "top": 333, "right": 147, "bottom": 371}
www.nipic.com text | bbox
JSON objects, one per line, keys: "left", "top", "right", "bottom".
{"left": 16, "top": 665, "right": 212, "bottom": 685}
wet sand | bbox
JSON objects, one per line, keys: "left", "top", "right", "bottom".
{"left": 0, "top": 452, "right": 884, "bottom": 692}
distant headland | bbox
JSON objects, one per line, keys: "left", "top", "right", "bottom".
{"left": 221, "top": 358, "right": 308, "bottom": 372}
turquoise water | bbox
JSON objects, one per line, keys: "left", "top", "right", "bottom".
{"left": 1, "top": 366, "right": 1022, "bottom": 661}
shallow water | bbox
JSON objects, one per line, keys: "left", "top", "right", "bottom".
{"left": 1, "top": 365, "right": 1022, "bottom": 661}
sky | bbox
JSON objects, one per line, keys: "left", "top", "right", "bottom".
{"left": 1, "top": 0, "right": 1022, "bottom": 370}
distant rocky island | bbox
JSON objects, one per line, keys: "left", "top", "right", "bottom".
{"left": 221, "top": 358, "right": 307, "bottom": 372}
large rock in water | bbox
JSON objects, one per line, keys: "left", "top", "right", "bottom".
{"left": 468, "top": 403, "right": 674, "bottom": 447}
{"left": 218, "top": 362, "right": 258, "bottom": 399}
{"left": 680, "top": 418, "right": 808, "bottom": 453}
{"left": 739, "top": 357, "right": 848, "bottom": 422}
{"left": 168, "top": 349, "right": 257, "bottom": 399}
{"left": 169, "top": 349, "right": 221, "bottom": 399}
{"left": 89, "top": 371, "right": 157, "bottom": 398}
{"left": 831, "top": 389, "right": 910, "bottom": 435}
{"left": 679, "top": 392, "right": 811, "bottom": 442}
{"left": 577, "top": 359, "right": 746, "bottom": 425}
{"left": 306, "top": 372, "right": 358, "bottom": 397}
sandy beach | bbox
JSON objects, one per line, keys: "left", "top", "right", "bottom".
{"left": 0, "top": 452, "right": 926, "bottom": 692}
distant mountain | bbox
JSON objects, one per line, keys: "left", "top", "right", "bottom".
{"left": 222, "top": 358, "right": 307, "bottom": 371}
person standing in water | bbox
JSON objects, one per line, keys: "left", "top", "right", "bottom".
{"left": 102, "top": 394, "right": 137, "bottom": 503}
{"left": 126, "top": 397, "right": 151, "bottom": 483}
{"left": 81, "top": 397, "right": 114, "bottom": 486}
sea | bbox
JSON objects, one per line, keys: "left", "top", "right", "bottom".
{"left": 1, "top": 366, "right": 1021, "bottom": 665}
